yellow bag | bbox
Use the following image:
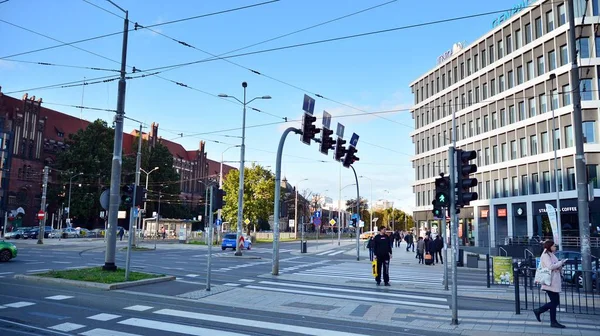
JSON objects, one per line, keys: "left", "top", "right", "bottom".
{"left": 372, "top": 260, "right": 378, "bottom": 277}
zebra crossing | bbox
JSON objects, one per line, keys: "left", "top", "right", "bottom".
{"left": 212, "top": 247, "right": 294, "bottom": 257}
{"left": 314, "top": 249, "right": 351, "bottom": 256}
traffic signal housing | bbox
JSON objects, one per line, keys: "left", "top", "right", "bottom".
{"left": 134, "top": 186, "right": 147, "bottom": 207}
{"left": 434, "top": 174, "right": 450, "bottom": 208}
{"left": 121, "top": 184, "right": 134, "bottom": 207}
{"left": 300, "top": 113, "right": 320, "bottom": 145}
{"left": 319, "top": 128, "right": 335, "bottom": 155}
{"left": 432, "top": 199, "right": 444, "bottom": 218}
{"left": 214, "top": 188, "right": 226, "bottom": 210}
{"left": 342, "top": 146, "right": 359, "bottom": 168}
{"left": 334, "top": 138, "right": 347, "bottom": 162}
{"left": 456, "top": 149, "right": 478, "bottom": 207}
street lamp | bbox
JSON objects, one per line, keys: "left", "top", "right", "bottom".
{"left": 359, "top": 176, "right": 373, "bottom": 232}
{"left": 140, "top": 166, "right": 159, "bottom": 235}
{"left": 219, "top": 82, "right": 271, "bottom": 256}
{"left": 67, "top": 172, "right": 83, "bottom": 226}
{"left": 294, "top": 178, "right": 308, "bottom": 239}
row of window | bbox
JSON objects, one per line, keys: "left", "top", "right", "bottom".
{"left": 416, "top": 164, "right": 599, "bottom": 207}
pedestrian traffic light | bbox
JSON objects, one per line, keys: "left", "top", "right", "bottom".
{"left": 134, "top": 186, "right": 147, "bottom": 207}
{"left": 456, "top": 149, "right": 478, "bottom": 207}
{"left": 121, "top": 184, "right": 134, "bottom": 207}
{"left": 434, "top": 174, "right": 450, "bottom": 208}
{"left": 214, "top": 188, "right": 226, "bottom": 210}
{"left": 334, "top": 138, "right": 347, "bottom": 162}
{"left": 319, "top": 128, "right": 335, "bottom": 155}
{"left": 432, "top": 199, "right": 443, "bottom": 218}
{"left": 342, "top": 146, "right": 359, "bottom": 168}
{"left": 300, "top": 113, "right": 320, "bottom": 145}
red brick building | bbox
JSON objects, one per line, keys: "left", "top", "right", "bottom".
{"left": 0, "top": 87, "right": 235, "bottom": 227}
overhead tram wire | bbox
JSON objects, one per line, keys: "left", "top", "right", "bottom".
{"left": 0, "top": 59, "right": 120, "bottom": 72}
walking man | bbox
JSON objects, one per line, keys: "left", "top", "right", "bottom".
{"left": 434, "top": 234, "right": 444, "bottom": 264}
{"left": 373, "top": 226, "right": 393, "bottom": 286}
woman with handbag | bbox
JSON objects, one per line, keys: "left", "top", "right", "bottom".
{"left": 533, "top": 240, "right": 568, "bottom": 328}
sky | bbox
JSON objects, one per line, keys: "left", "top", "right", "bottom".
{"left": 0, "top": 0, "right": 521, "bottom": 214}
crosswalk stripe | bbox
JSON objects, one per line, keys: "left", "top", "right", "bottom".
{"left": 329, "top": 250, "right": 346, "bottom": 256}
{"left": 80, "top": 328, "right": 142, "bottom": 336}
{"left": 316, "top": 250, "right": 335, "bottom": 256}
{"left": 154, "top": 308, "right": 372, "bottom": 336}
{"left": 299, "top": 269, "right": 442, "bottom": 281}
{"left": 258, "top": 281, "right": 447, "bottom": 302}
{"left": 119, "top": 317, "right": 248, "bottom": 336}
{"left": 296, "top": 272, "right": 442, "bottom": 284}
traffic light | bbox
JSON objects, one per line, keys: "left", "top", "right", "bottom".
{"left": 300, "top": 113, "right": 320, "bottom": 145}
{"left": 334, "top": 138, "right": 347, "bottom": 162}
{"left": 432, "top": 199, "right": 443, "bottom": 218}
{"left": 456, "top": 149, "right": 478, "bottom": 207}
{"left": 121, "top": 184, "right": 134, "bottom": 207}
{"left": 214, "top": 188, "right": 226, "bottom": 210}
{"left": 134, "top": 186, "right": 147, "bottom": 207}
{"left": 342, "top": 146, "right": 359, "bottom": 168}
{"left": 434, "top": 174, "right": 450, "bottom": 208}
{"left": 319, "top": 128, "right": 335, "bottom": 155}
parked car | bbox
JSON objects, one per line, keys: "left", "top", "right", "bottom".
{"left": 49, "top": 230, "right": 62, "bottom": 238}
{"left": 0, "top": 240, "right": 17, "bottom": 262}
{"left": 5, "top": 229, "right": 26, "bottom": 239}
{"left": 221, "top": 233, "right": 251, "bottom": 250}
{"left": 62, "top": 228, "right": 80, "bottom": 238}
{"left": 22, "top": 226, "right": 53, "bottom": 239}
{"left": 554, "top": 251, "right": 598, "bottom": 287}
{"left": 359, "top": 231, "right": 377, "bottom": 240}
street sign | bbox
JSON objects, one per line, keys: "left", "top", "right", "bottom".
{"left": 244, "top": 218, "right": 250, "bottom": 225}
{"left": 322, "top": 111, "right": 332, "bottom": 129}
{"left": 99, "top": 189, "right": 110, "bottom": 210}
{"left": 133, "top": 208, "right": 139, "bottom": 218}
{"left": 216, "top": 219, "right": 222, "bottom": 226}
{"left": 329, "top": 219, "right": 336, "bottom": 226}
{"left": 289, "top": 219, "right": 295, "bottom": 228}
{"left": 352, "top": 213, "right": 359, "bottom": 220}
{"left": 359, "top": 220, "right": 365, "bottom": 228}
{"left": 336, "top": 123, "right": 345, "bottom": 138}
{"left": 314, "top": 210, "right": 321, "bottom": 218}
{"left": 314, "top": 217, "right": 322, "bottom": 226}
{"left": 302, "top": 94, "right": 315, "bottom": 115}
{"left": 349, "top": 133, "right": 359, "bottom": 147}
{"left": 37, "top": 210, "right": 44, "bottom": 220}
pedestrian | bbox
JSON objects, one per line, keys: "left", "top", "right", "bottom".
{"left": 416, "top": 236, "right": 425, "bottom": 264}
{"left": 394, "top": 230, "right": 401, "bottom": 248}
{"left": 161, "top": 226, "right": 166, "bottom": 240}
{"left": 434, "top": 235, "right": 444, "bottom": 264}
{"left": 118, "top": 227, "right": 124, "bottom": 241}
{"left": 372, "top": 226, "right": 392, "bottom": 286}
{"left": 533, "top": 240, "right": 568, "bottom": 329}
{"left": 367, "top": 236, "right": 374, "bottom": 261}
{"left": 405, "top": 232, "right": 414, "bottom": 252}
{"left": 424, "top": 236, "right": 435, "bottom": 265}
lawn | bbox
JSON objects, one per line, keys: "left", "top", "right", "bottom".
{"left": 36, "top": 267, "right": 163, "bottom": 284}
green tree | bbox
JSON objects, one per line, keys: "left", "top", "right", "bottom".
{"left": 222, "top": 164, "right": 274, "bottom": 233}
{"left": 345, "top": 197, "right": 369, "bottom": 220}
{"left": 48, "top": 119, "right": 134, "bottom": 228}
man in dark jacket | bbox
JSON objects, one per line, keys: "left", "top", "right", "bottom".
{"left": 373, "top": 226, "right": 393, "bottom": 286}
{"left": 434, "top": 235, "right": 444, "bottom": 264}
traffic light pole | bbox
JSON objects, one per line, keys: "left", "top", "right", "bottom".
{"left": 442, "top": 206, "right": 449, "bottom": 291}
{"left": 125, "top": 123, "right": 142, "bottom": 281}
{"left": 272, "top": 127, "right": 301, "bottom": 275}
{"left": 449, "top": 146, "right": 458, "bottom": 325}
{"left": 350, "top": 164, "right": 360, "bottom": 261}
{"left": 206, "top": 185, "right": 214, "bottom": 291}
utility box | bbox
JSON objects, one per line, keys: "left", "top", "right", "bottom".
{"left": 467, "top": 253, "right": 479, "bottom": 268}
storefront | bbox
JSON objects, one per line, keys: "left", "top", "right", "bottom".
{"left": 477, "top": 206, "right": 490, "bottom": 247}
{"left": 494, "top": 205, "right": 508, "bottom": 245}
{"left": 533, "top": 198, "right": 600, "bottom": 240}
{"left": 512, "top": 203, "right": 528, "bottom": 243}
{"left": 458, "top": 207, "right": 475, "bottom": 246}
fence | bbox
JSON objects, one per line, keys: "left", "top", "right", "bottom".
{"left": 513, "top": 264, "right": 600, "bottom": 315}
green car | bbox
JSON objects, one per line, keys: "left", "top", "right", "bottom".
{"left": 0, "top": 240, "right": 17, "bottom": 262}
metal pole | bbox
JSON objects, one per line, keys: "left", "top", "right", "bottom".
{"left": 272, "top": 127, "right": 301, "bottom": 275}
{"left": 338, "top": 163, "right": 342, "bottom": 245}
{"left": 369, "top": 181, "right": 373, "bottom": 233}
{"left": 550, "top": 74, "right": 563, "bottom": 251}
{"left": 68, "top": 179, "right": 72, "bottom": 224}
{"left": 295, "top": 185, "right": 298, "bottom": 240}
{"left": 125, "top": 124, "right": 142, "bottom": 281}
{"left": 104, "top": 11, "right": 129, "bottom": 271}
{"left": 155, "top": 189, "right": 161, "bottom": 249}
{"left": 204, "top": 185, "right": 209, "bottom": 232}
{"left": 567, "top": 0, "right": 592, "bottom": 290}
{"left": 301, "top": 215, "right": 305, "bottom": 248}
{"left": 350, "top": 165, "right": 360, "bottom": 261}
{"left": 207, "top": 184, "right": 214, "bottom": 291}
{"left": 218, "top": 152, "right": 224, "bottom": 243}
{"left": 235, "top": 82, "right": 248, "bottom": 257}
{"left": 449, "top": 146, "right": 458, "bottom": 325}
{"left": 37, "top": 166, "right": 49, "bottom": 244}
{"left": 443, "top": 206, "right": 449, "bottom": 291}
{"left": 3, "top": 212, "right": 7, "bottom": 238}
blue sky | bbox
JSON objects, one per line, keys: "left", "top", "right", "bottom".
{"left": 0, "top": 0, "right": 520, "bottom": 214}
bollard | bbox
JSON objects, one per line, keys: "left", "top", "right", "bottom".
{"left": 513, "top": 262, "right": 520, "bottom": 314}
{"left": 486, "top": 254, "right": 491, "bottom": 288}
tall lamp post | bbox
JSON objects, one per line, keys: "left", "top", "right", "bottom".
{"left": 294, "top": 178, "right": 308, "bottom": 239}
{"left": 140, "top": 167, "right": 159, "bottom": 235}
{"left": 218, "top": 145, "right": 241, "bottom": 230}
{"left": 219, "top": 82, "right": 271, "bottom": 256}
{"left": 359, "top": 176, "right": 373, "bottom": 232}
{"left": 67, "top": 172, "right": 83, "bottom": 226}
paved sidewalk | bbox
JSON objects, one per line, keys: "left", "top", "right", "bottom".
{"left": 290, "top": 239, "right": 356, "bottom": 256}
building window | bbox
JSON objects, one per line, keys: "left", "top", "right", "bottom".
{"left": 493, "top": 145, "right": 498, "bottom": 164}
{"left": 462, "top": 123, "right": 466, "bottom": 140}
{"left": 527, "top": 61, "right": 534, "bottom": 80}
{"left": 507, "top": 70, "right": 514, "bottom": 89}
{"left": 517, "top": 66, "right": 524, "bottom": 84}
{"left": 580, "top": 78, "right": 593, "bottom": 100}
{"left": 516, "top": 29, "right": 522, "bottom": 49}
{"left": 468, "top": 90, "right": 472, "bottom": 106}
{"left": 541, "top": 131, "right": 549, "bottom": 153}
{"left": 548, "top": 50, "right": 556, "bottom": 70}
{"left": 489, "top": 45, "right": 495, "bottom": 64}
{"left": 530, "top": 135, "right": 538, "bottom": 155}
{"left": 460, "top": 62, "right": 465, "bottom": 79}
{"left": 588, "top": 164, "right": 598, "bottom": 188}
{"left": 535, "top": 17, "right": 542, "bottom": 39}
{"left": 520, "top": 137, "right": 527, "bottom": 157}
{"left": 558, "top": 3, "right": 566, "bottom": 26}
{"left": 482, "top": 83, "right": 488, "bottom": 99}
{"left": 490, "top": 79, "right": 496, "bottom": 96}
{"left": 448, "top": 70, "right": 452, "bottom": 86}
{"left": 506, "top": 35, "right": 512, "bottom": 54}
{"left": 443, "top": 130, "right": 447, "bottom": 145}
{"left": 543, "top": 171, "right": 551, "bottom": 193}
{"left": 481, "top": 49, "right": 487, "bottom": 68}
{"left": 554, "top": 128, "right": 561, "bottom": 150}
{"left": 556, "top": 168, "right": 563, "bottom": 191}
{"left": 537, "top": 56, "right": 545, "bottom": 76}
{"left": 500, "top": 109, "right": 506, "bottom": 127}
{"left": 539, "top": 93, "right": 547, "bottom": 113}
{"left": 546, "top": 11, "right": 554, "bottom": 32}
{"left": 501, "top": 142, "right": 508, "bottom": 162}
{"left": 529, "top": 97, "right": 536, "bottom": 117}
{"left": 518, "top": 101, "right": 526, "bottom": 121}
{"left": 583, "top": 121, "right": 597, "bottom": 143}
{"left": 494, "top": 179, "right": 500, "bottom": 198}
{"left": 469, "top": 120, "right": 474, "bottom": 137}
{"left": 521, "top": 175, "right": 529, "bottom": 195}
{"left": 512, "top": 176, "right": 519, "bottom": 196}
{"left": 560, "top": 45, "right": 568, "bottom": 66}
{"left": 532, "top": 173, "right": 540, "bottom": 194}
{"left": 485, "top": 181, "right": 491, "bottom": 199}
{"left": 503, "top": 178, "right": 509, "bottom": 197}
{"left": 484, "top": 115, "right": 489, "bottom": 132}
{"left": 498, "top": 40, "right": 504, "bottom": 59}
{"left": 492, "top": 111, "right": 498, "bottom": 129}
{"left": 562, "top": 84, "right": 571, "bottom": 105}
{"left": 467, "top": 58, "right": 472, "bottom": 75}
{"left": 510, "top": 140, "right": 517, "bottom": 160}
{"left": 565, "top": 125, "right": 574, "bottom": 147}
{"left": 551, "top": 89, "right": 559, "bottom": 110}
{"left": 476, "top": 118, "right": 481, "bottom": 134}
{"left": 499, "top": 75, "right": 505, "bottom": 92}
{"left": 484, "top": 147, "right": 490, "bottom": 165}
{"left": 474, "top": 54, "right": 479, "bottom": 71}
{"left": 525, "top": 23, "right": 532, "bottom": 43}
{"left": 567, "top": 167, "right": 575, "bottom": 190}
{"left": 577, "top": 37, "right": 590, "bottom": 58}
{"left": 475, "top": 86, "right": 480, "bottom": 103}
{"left": 509, "top": 105, "right": 516, "bottom": 124}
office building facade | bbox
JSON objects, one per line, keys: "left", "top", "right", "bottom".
{"left": 410, "top": 0, "right": 600, "bottom": 247}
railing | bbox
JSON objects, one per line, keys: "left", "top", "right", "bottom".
{"left": 513, "top": 264, "right": 600, "bottom": 316}
{"left": 524, "top": 249, "right": 534, "bottom": 260}
{"left": 499, "top": 247, "right": 508, "bottom": 256}
{"left": 503, "top": 236, "right": 600, "bottom": 247}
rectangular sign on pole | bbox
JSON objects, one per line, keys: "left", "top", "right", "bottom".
{"left": 336, "top": 123, "right": 345, "bottom": 138}
{"left": 322, "top": 111, "right": 332, "bottom": 129}
{"left": 302, "top": 94, "right": 315, "bottom": 115}
{"left": 350, "top": 133, "right": 359, "bottom": 147}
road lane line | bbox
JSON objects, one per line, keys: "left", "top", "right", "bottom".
{"left": 118, "top": 317, "right": 248, "bottom": 336}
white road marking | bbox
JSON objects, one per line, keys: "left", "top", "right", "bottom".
{"left": 79, "top": 328, "right": 142, "bottom": 336}
{"left": 45, "top": 295, "right": 74, "bottom": 301}
{"left": 329, "top": 250, "right": 346, "bottom": 256}
{"left": 239, "top": 279, "right": 255, "bottom": 283}
{"left": 87, "top": 313, "right": 121, "bottom": 321}
{"left": 49, "top": 322, "right": 86, "bottom": 332}
{"left": 223, "top": 283, "right": 240, "bottom": 287}
{"left": 119, "top": 318, "right": 248, "bottom": 336}
{"left": 185, "top": 274, "right": 199, "bottom": 278}
{"left": 123, "top": 305, "right": 153, "bottom": 312}
{"left": 3, "top": 301, "right": 35, "bottom": 308}
{"left": 26, "top": 268, "right": 51, "bottom": 273}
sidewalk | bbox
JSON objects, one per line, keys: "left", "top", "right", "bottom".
{"left": 289, "top": 239, "right": 355, "bottom": 256}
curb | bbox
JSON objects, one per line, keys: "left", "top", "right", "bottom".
{"left": 218, "top": 255, "right": 262, "bottom": 259}
{"left": 14, "top": 273, "right": 175, "bottom": 290}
